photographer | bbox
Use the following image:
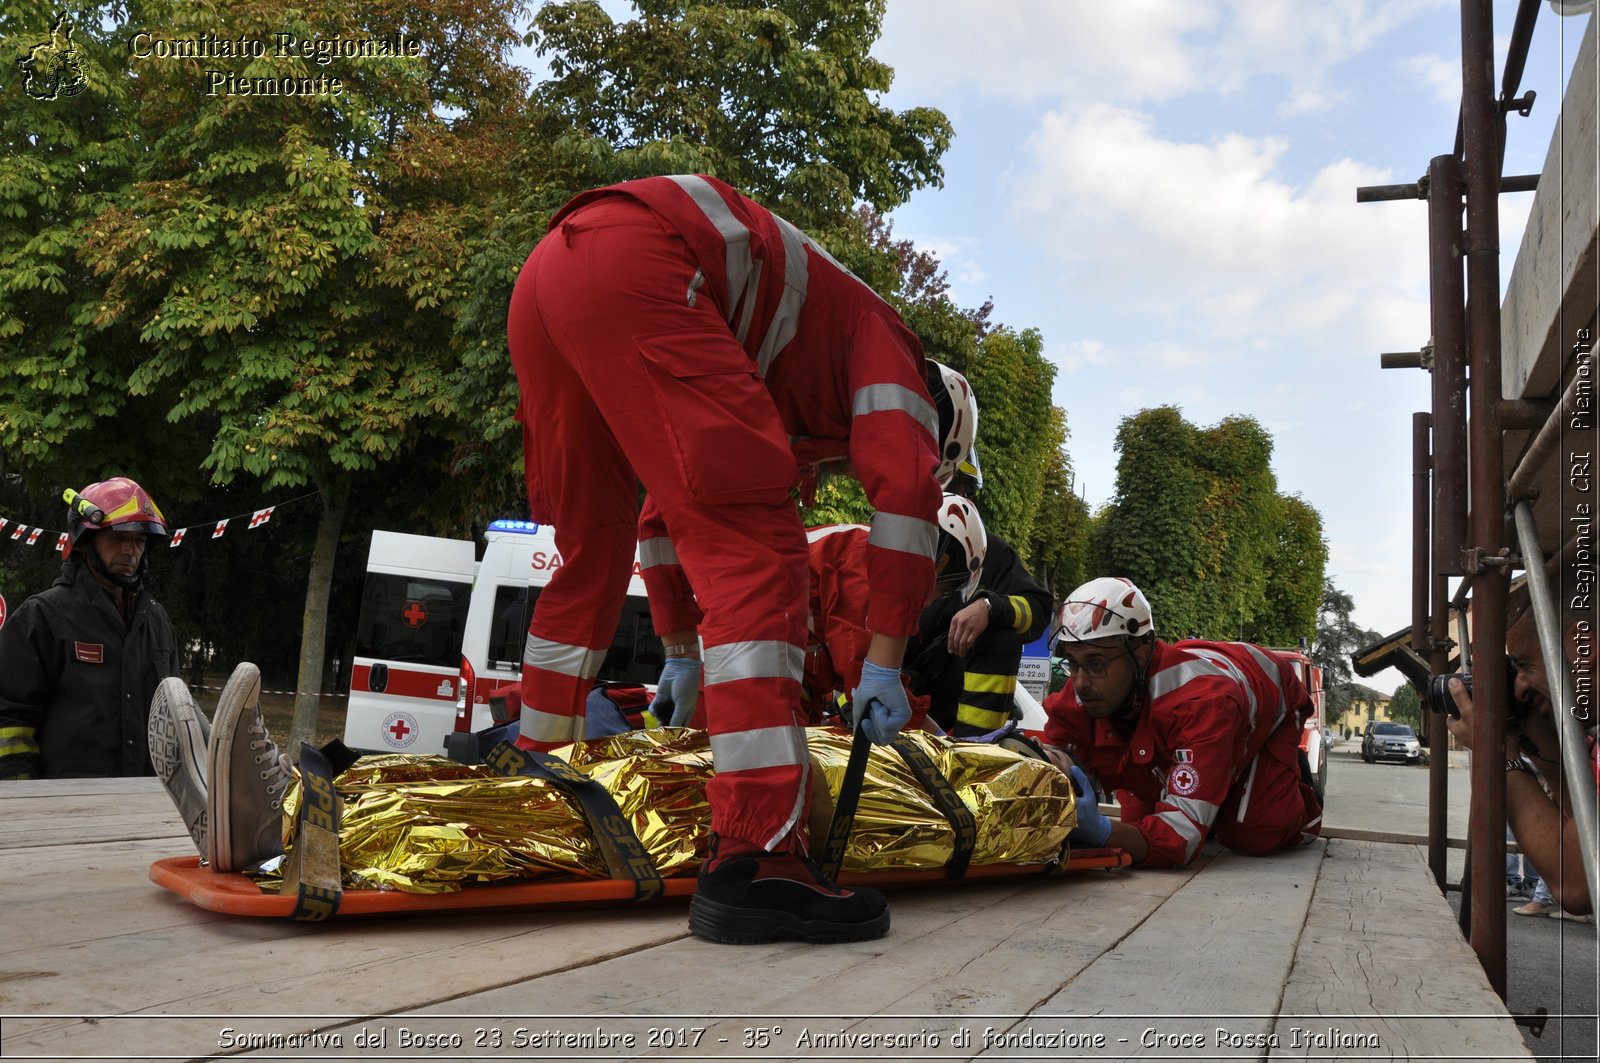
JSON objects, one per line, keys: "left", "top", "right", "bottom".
{"left": 1445, "top": 606, "right": 1596, "bottom": 920}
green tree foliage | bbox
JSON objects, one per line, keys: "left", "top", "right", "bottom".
{"left": 456, "top": 0, "right": 956, "bottom": 477}
{"left": 1389, "top": 681, "right": 1422, "bottom": 728}
{"left": 524, "top": 0, "right": 951, "bottom": 231}
{"left": 1026, "top": 439, "right": 1092, "bottom": 596}
{"left": 1254, "top": 494, "right": 1328, "bottom": 645}
{"left": 1093, "top": 407, "right": 1326, "bottom": 642}
{"left": 1313, "top": 578, "right": 1381, "bottom": 722}
{"left": 2, "top": 0, "right": 531, "bottom": 750}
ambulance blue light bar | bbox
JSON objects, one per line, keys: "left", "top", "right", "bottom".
{"left": 487, "top": 520, "right": 541, "bottom": 535}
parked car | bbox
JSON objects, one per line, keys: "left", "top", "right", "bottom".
{"left": 1361, "top": 720, "right": 1426, "bottom": 765}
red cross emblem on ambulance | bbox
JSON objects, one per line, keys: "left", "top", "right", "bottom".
{"left": 402, "top": 601, "right": 428, "bottom": 628}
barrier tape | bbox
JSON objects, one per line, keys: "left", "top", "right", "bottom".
{"left": 192, "top": 686, "right": 347, "bottom": 699}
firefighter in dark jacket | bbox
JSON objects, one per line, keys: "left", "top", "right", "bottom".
{"left": 907, "top": 492, "right": 1052, "bottom": 736}
{"left": 0, "top": 478, "right": 180, "bottom": 779}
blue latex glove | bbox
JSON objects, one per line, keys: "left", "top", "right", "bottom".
{"left": 1067, "top": 765, "right": 1113, "bottom": 847}
{"left": 851, "top": 660, "right": 911, "bottom": 745}
{"left": 653, "top": 657, "right": 702, "bottom": 728}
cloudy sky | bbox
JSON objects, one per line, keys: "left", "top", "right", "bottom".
{"left": 869, "top": 0, "right": 1593, "bottom": 666}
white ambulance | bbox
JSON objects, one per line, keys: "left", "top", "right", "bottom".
{"left": 342, "top": 521, "right": 657, "bottom": 755}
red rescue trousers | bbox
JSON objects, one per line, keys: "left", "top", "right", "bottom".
{"left": 506, "top": 196, "right": 812, "bottom": 851}
{"left": 1212, "top": 717, "right": 1324, "bottom": 856}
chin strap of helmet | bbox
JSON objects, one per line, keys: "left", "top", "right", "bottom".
{"left": 1121, "top": 633, "right": 1156, "bottom": 724}
{"left": 78, "top": 531, "right": 147, "bottom": 592}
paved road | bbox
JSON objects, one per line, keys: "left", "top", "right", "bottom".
{"left": 1321, "top": 740, "right": 1596, "bottom": 1062}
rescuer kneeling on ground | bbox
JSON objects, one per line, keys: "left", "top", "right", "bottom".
{"left": 1040, "top": 577, "right": 1323, "bottom": 866}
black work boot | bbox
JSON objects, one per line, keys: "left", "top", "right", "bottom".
{"left": 688, "top": 834, "right": 890, "bottom": 945}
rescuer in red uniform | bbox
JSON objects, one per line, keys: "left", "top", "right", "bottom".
{"left": 799, "top": 495, "right": 987, "bottom": 728}
{"left": 505, "top": 174, "right": 975, "bottom": 944}
{"left": 1041, "top": 577, "right": 1323, "bottom": 867}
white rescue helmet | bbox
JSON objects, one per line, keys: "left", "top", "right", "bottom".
{"left": 925, "top": 361, "right": 977, "bottom": 486}
{"left": 1056, "top": 577, "right": 1154, "bottom": 645}
{"left": 934, "top": 493, "right": 986, "bottom": 602}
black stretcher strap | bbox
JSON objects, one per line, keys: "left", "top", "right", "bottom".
{"left": 889, "top": 734, "right": 977, "bottom": 879}
{"left": 484, "top": 740, "right": 663, "bottom": 901}
{"left": 818, "top": 720, "right": 875, "bottom": 882}
{"left": 285, "top": 741, "right": 342, "bottom": 922}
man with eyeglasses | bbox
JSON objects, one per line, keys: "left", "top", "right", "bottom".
{"left": 1039, "top": 577, "right": 1323, "bottom": 867}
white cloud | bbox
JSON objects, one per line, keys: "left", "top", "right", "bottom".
{"left": 1012, "top": 103, "right": 1431, "bottom": 355}
{"left": 1209, "top": 0, "right": 1453, "bottom": 115}
{"left": 879, "top": 0, "right": 1221, "bottom": 105}
{"left": 880, "top": 0, "right": 1450, "bottom": 115}
{"left": 1401, "top": 52, "right": 1461, "bottom": 106}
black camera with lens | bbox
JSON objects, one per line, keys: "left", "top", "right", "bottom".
{"left": 1425, "top": 664, "right": 1525, "bottom": 720}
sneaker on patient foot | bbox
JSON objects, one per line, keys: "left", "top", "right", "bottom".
{"left": 148, "top": 677, "right": 211, "bottom": 855}
{"left": 688, "top": 833, "right": 890, "bottom": 945}
{"left": 206, "top": 663, "right": 294, "bottom": 873}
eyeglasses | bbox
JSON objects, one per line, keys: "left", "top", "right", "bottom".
{"left": 1061, "top": 656, "right": 1114, "bottom": 678}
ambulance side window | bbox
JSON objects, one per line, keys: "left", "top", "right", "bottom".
{"left": 599, "top": 595, "right": 662, "bottom": 685}
{"left": 487, "top": 588, "right": 660, "bottom": 683}
{"left": 355, "top": 574, "right": 471, "bottom": 669}
{"left": 487, "top": 585, "right": 541, "bottom": 669}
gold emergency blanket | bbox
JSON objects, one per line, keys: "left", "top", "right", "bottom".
{"left": 273, "top": 728, "right": 1076, "bottom": 894}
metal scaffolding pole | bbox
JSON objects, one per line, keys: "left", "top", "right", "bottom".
{"left": 1460, "top": 0, "right": 1510, "bottom": 997}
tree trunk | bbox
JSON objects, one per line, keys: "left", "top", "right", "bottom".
{"left": 287, "top": 474, "right": 349, "bottom": 759}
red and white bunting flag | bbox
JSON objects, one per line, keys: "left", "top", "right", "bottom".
{"left": 56, "top": 532, "right": 68, "bottom": 553}
{"left": 212, "top": 519, "right": 230, "bottom": 539}
{"left": 249, "top": 507, "right": 275, "bottom": 529}
{"left": 10, "top": 524, "right": 26, "bottom": 541}
{"left": 0, "top": 518, "right": 8, "bottom": 532}
{"left": 25, "top": 527, "right": 42, "bottom": 545}
{"left": 170, "top": 527, "right": 187, "bottom": 548}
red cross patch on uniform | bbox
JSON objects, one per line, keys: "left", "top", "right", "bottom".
{"left": 74, "top": 642, "right": 105, "bottom": 664}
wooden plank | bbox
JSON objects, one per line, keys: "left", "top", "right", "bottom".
{"left": 1322, "top": 825, "right": 1468, "bottom": 850}
{"left": 1270, "top": 838, "right": 1533, "bottom": 1060}
{"left": 393, "top": 859, "right": 1211, "bottom": 1061}
{"left": 1004, "top": 841, "right": 1326, "bottom": 1055}
{"left": 0, "top": 782, "right": 189, "bottom": 850}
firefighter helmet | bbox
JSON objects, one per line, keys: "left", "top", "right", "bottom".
{"left": 63, "top": 477, "right": 169, "bottom": 561}
{"left": 1055, "top": 577, "right": 1154, "bottom": 645}
{"left": 946, "top": 446, "right": 983, "bottom": 496}
{"left": 925, "top": 361, "right": 977, "bottom": 486}
{"left": 934, "top": 493, "right": 986, "bottom": 602}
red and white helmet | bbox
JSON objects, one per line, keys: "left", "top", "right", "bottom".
{"left": 934, "top": 493, "right": 986, "bottom": 601}
{"left": 63, "top": 477, "right": 169, "bottom": 559}
{"left": 1056, "top": 577, "right": 1154, "bottom": 644}
{"left": 925, "top": 361, "right": 977, "bottom": 486}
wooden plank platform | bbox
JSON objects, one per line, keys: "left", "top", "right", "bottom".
{"left": 0, "top": 777, "right": 1532, "bottom": 1061}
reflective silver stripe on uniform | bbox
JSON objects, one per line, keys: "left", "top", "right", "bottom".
{"left": 1154, "top": 809, "right": 1205, "bottom": 861}
{"left": 1165, "top": 793, "right": 1220, "bottom": 832}
{"left": 1233, "top": 750, "right": 1262, "bottom": 823}
{"left": 852, "top": 382, "right": 939, "bottom": 440}
{"left": 755, "top": 215, "right": 812, "bottom": 377}
{"left": 703, "top": 640, "right": 805, "bottom": 686}
{"left": 709, "top": 724, "right": 810, "bottom": 773}
{"left": 637, "top": 536, "right": 680, "bottom": 570}
{"left": 523, "top": 634, "right": 606, "bottom": 679}
{"left": 1146, "top": 655, "right": 1230, "bottom": 703}
{"left": 868, "top": 511, "right": 938, "bottom": 560}
{"left": 1239, "top": 642, "right": 1290, "bottom": 730}
{"left": 668, "top": 175, "right": 755, "bottom": 333}
{"left": 518, "top": 706, "right": 584, "bottom": 746}
{"left": 686, "top": 268, "right": 705, "bottom": 308}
